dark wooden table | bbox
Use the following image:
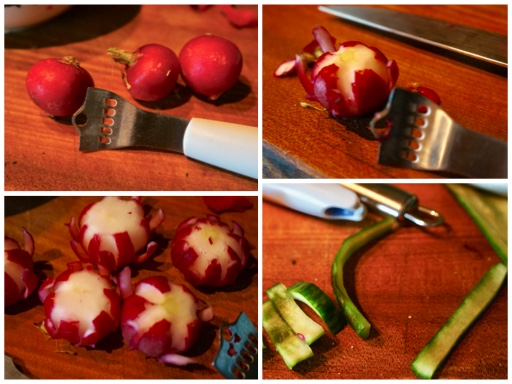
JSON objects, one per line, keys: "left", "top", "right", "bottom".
{"left": 5, "top": 195, "right": 258, "bottom": 379}
{"left": 263, "top": 5, "right": 507, "bottom": 178}
{"left": 263, "top": 184, "right": 507, "bottom": 379}
{"left": 5, "top": 5, "right": 258, "bottom": 191}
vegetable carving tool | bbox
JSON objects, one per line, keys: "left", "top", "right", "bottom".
{"left": 318, "top": 5, "right": 507, "bottom": 70}
{"left": 263, "top": 183, "right": 366, "bottom": 221}
{"left": 213, "top": 312, "right": 258, "bottom": 379}
{"left": 343, "top": 183, "right": 444, "bottom": 227}
{"left": 72, "top": 87, "right": 258, "bottom": 179}
{"left": 370, "top": 88, "right": 507, "bottom": 178}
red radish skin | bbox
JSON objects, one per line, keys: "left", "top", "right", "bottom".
{"left": 120, "top": 274, "right": 213, "bottom": 365}
{"left": 26, "top": 56, "right": 94, "bottom": 117}
{"left": 179, "top": 35, "right": 243, "bottom": 100}
{"left": 68, "top": 196, "right": 165, "bottom": 273}
{"left": 171, "top": 214, "right": 251, "bottom": 287}
{"left": 202, "top": 196, "right": 253, "bottom": 214}
{"left": 108, "top": 44, "right": 181, "bottom": 102}
{"left": 38, "top": 262, "right": 121, "bottom": 347}
{"left": 407, "top": 83, "right": 441, "bottom": 105}
{"left": 4, "top": 228, "right": 38, "bottom": 307}
{"left": 296, "top": 26, "right": 399, "bottom": 117}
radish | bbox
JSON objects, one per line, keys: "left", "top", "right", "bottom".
{"left": 108, "top": 43, "right": 181, "bottom": 102}
{"left": 120, "top": 273, "right": 214, "bottom": 365}
{"left": 68, "top": 196, "right": 165, "bottom": 273}
{"left": 296, "top": 26, "right": 399, "bottom": 117}
{"left": 26, "top": 56, "right": 94, "bottom": 117}
{"left": 4, "top": 228, "right": 38, "bottom": 307}
{"left": 38, "top": 262, "right": 121, "bottom": 347}
{"left": 179, "top": 35, "right": 243, "bottom": 100}
{"left": 170, "top": 214, "right": 251, "bottom": 287}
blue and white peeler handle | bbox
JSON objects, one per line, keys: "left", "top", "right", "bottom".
{"left": 263, "top": 183, "right": 366, "bottom": 221}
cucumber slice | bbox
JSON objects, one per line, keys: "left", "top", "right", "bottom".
{"left": 266, "top": 282, "right": 325, "bottom": 345}
{"left": 446, "top": 184, "right": 507, "bottom": 265}
{"left": 262, "top": 300, "right": 314, "bottom": 369}
{"left": 411, "top": 262, "right": 507, "bottom": 379}
{"left": 287, "top": 281, "right": 345, "bottom": 334}
{"left": 331, "top": 216, "right": 400, "bottom": 339}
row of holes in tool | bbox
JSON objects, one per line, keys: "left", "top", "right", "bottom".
{"left": 99, "top": 98, "right": 118, "bottom": 144}
{"left": 400, "top": 104, "right": 430, "bottom": 163}
{"left": 227, "top": 331, "right": 258, "bottom": 379}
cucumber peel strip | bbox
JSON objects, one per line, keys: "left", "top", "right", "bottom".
{"left": 331, "top": 216, "right": 400, "bottom": 339}
{"left": 266, "top": 282, "right": 325, "bottom": 345}
{"left": 262, "top": 299, "right": 313, "bottom": 369}
{"left": 446, "top": 184, "right": 507, "bottom": 265}
{"left": 411, "top": 262, "right": 507, "bottom": 379}
{"left": 287, "top": 281, "right": 345, "bottom": 334}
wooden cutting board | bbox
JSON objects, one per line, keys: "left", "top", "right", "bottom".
{"left": 4, "top": 196, "right": 258, "bottom": 379}
{"left": 262, "top": 5, "right": 507, "bottom": 178}
{"left": 5, "top": 5, "right": 258, "bottom": 191}
{"left": 262, "top": 184, "right": 507, "bottom": 379}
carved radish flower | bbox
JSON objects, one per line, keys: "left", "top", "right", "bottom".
{"left": 68, "top": 196, "right": 165, "bottom": 273}
{"left": 4, "top": 228, "right": 38, "bottom": 307}
{"left": 120, "top": 274, "right": 213, "bottom": 365}
{"left": 38, "top": 262, "right": 121, "bottom": 347}
{"left": 296, "top": 26, "right": 399, "bottom": 117}
{"left": 171, "top": 215, "right": 251, "bottom": 287}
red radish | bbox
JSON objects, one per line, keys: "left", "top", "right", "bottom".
{"left": 26, "top": 56, "right": 94, "bottom": 117}
{"left": 38, "top": 262, "right": 121, "bottom": 347}
{"left": 171, "top": 215, "right": 251, "bottom": 287}
{"left": 68, "top": 196, "right": 165, "bottom": 273}
{"left": 120, "top": 274, "right": 213, "bottom": 365}
{"left": 202, "top": 196, "right": 253, "bottom": 214}
{"left": 179, "top": 35, "right": 243, "bottom": 100}
{"left": 108, "top": 43, "right": 181, "bottom": 102}
{"left": 4, "top": 228, "right": 38, "bottom": 307}
{"left": 296, "top": 26, "right": 399, "bottom": 117}
{"left": 274, "top": 37, "right": 331, "bottom": 77}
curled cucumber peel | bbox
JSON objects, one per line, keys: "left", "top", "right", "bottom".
{"left": 331, "top": 216, "right": 400, "bottom": 339}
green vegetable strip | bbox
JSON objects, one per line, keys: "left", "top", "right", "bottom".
{"left": 287, "top": 281, "right": 345, "bottom": 334}
{"left": 262, "top": 300, "right": 314, "bottom": 369}
{"left": 266, "top": 283, "right": 325, "bottom": 345}
{"left": 411, "top": 262, "right": 507, "bottom": 379}
{"left": 331, "top": 216, "right": 400, "bottom": 339}
{"left": 446, "top": 184, "right": 508, "bottom": 265}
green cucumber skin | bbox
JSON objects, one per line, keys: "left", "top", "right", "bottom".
{"left": 446, "top": 184, "right": 508, "bottom": 266}
{"left": 262, "top": 300, "right": 314, "bottom": 369}
{"left": 266, "top": 283, "right": 325, "bottom": 345}
{"left": 331, "top": 216, "right": 399, "bottom": 339}
{"left": 288, "top": 281, "right": 345, "bottom": 334}
{"left": 411, "top": 262, "right": 507, "bottom": 379}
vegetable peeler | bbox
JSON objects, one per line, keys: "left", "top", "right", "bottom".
{"left": 71, "top": 87, "right": 258, "bottom": 179}
{"left": 370, "top": 88, "right": 507, "bottom": 178}
{"left": 343, "top": 183, "right": 444, "bottom": 227}
{"left": 263, "top": 183, "right": 366, "bottom": 221}
{"left": 212, "top": 312, "right": 258, "bottom": 379}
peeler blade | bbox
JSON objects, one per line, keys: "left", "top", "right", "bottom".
{"left": 72, "top": 87, "right": 189, "bottom": 153}
{"left": 213, "top": 312, "right": 258, "bottom": 379}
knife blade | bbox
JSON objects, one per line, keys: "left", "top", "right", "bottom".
{"left": 318, "top": 5, "right": 507, "bottom": 69}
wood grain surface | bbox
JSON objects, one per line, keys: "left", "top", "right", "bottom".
{"left": 262, "top": 5, "right": 507, "bottom": 178}
{"left": 5, "top": 5, "right": 258, "bottom": 191}
{"left": 262, "top": 184, "right": 507, "bottom": 379}
{"left": 4, "top": 195, "right": 258, "bottom": 379}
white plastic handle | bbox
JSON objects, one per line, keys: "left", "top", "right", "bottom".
{"left": 183, "top": 118, "right": 258, "bottom": 179}
{"left": 263, "top": 183, "right": 366, "bottom": 221}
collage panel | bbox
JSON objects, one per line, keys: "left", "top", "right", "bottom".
{"left": 5, "top": 4, "right": 258, "bottom": 191}
{"left": 262, "top": 4, "right": 507, "bottom": 179}
{"left": 262, "top": 182, "right": 507, "bottom": 379}
{"left": 4, "top": 195, "right": 258, "bottom": 379}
